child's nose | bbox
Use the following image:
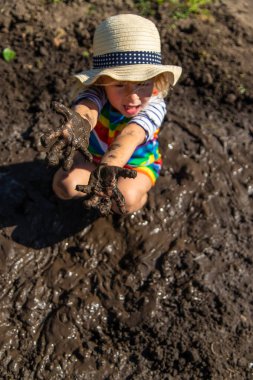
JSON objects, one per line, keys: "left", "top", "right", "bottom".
{"left": 125, "top": 85, "right": 139, "bottom": 100}
{"left": 126, "top": 92, "right": 139, "bottom": 102}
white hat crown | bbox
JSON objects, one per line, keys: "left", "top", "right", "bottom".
{"left": 93, "top": 14, "right": 161, "bottom": 56}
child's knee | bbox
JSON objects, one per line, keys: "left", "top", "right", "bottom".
{"left": 52, "top": 165, "right": 94, "bottom": 200}
{"left": 120, "top": 189, "right": 147, "bottom": 213}
{"left": 52, "top": 174, "right": 71, "bottom": 200}
{"left": 52, "top": 172, "right": 79, "bottom": 200}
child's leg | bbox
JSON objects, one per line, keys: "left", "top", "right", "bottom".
{"left": 114, "top": 172, "right": 153, "bottom": 214}
{"left": 53, "top": 153, "right": 153, "bottom": 213}
{"left": 53, "top": 152, "right": 96, "bottom": 200}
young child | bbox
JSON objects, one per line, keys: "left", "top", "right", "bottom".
{"left": 42, "top": 14, "right": 182, "bottom": 215}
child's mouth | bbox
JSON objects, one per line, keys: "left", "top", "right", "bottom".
{"left": 123, "top": 105, "right": 141, "bottom": 115}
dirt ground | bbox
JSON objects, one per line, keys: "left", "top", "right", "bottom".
{"left": 0, "top": 0, "right": 253, "bottom": 379}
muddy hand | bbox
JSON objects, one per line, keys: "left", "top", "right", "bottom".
{"left": 41, "top": 101, "right": 92, "bottom": 171}
{"left": 76, "top": 163, "right": 137, "bottom": 215}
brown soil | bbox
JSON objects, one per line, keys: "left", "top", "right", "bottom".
{"left": 0, "top": 0, "right": 253, "bottom": 379}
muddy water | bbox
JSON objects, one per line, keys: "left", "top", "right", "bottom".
{"left": 1, "top": 0, "right": 253, "bottom": 378}
{"left": 1, "top": 112, "right": 253, "bottom": 379}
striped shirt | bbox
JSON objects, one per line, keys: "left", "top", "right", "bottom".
{"left": 74, "top": 86, "right": 166, "bottom": 141}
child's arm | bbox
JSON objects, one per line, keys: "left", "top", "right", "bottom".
{"left": 101, "top": 95, "right": 166, "bottom": 167}
{"left": 73, "top": 99, "right": 99, "bottom": 129}
{"left": 76, "top": 123, "right": 146, "bottom": 215}
{"left": 101, "top": 123, "right": 146, "bottom": 167}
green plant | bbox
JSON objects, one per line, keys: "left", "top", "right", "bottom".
{"left": 238, "top": 84, "right": 246, "bottom": 95}
{"left": 2, "top": 47, "right": 16, "bottom": 62}
{"left": 135, "top": 0, "right": 155, "bottom": 16}
{"left": 82, "top": 51, "right": 90, "bottom": 58}
{"left": 170, "top": 0, "right": 212, "bottom": 19}
{"left": 134, "top": 0, "right": 213, "bottom": 18}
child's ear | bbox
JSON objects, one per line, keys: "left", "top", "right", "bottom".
{"left": 152, "top": 88, "right": 159, "bottom": 96}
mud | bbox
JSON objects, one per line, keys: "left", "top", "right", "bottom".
{"left": 41, "top": 101, "right": 93, "bottom": 170}
{"left": 0, "top": 0, "right": 253, "bottom": 379}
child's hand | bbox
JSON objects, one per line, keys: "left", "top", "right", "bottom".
{"left": 41, "top": 102, "right": 92, "bottom": 171}
{"left": 76, "top": 163, "right": 137, "bottom": 215}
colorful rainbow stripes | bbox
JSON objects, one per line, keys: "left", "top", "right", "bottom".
{"left": 88, "top": 102, "right": 162, "bottom": 184}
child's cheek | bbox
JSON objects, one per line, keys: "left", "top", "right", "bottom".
{"left": 142, "top": 97, "right": 151, "bottom": 108}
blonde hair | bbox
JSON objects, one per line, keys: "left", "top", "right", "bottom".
{"left": 154, "top": 72, "right": 174, "bottom": 97}
{"left": 69, "top": 72, "right": 173, "bottom": 102}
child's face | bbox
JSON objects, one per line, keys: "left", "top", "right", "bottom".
{"left": 100, "top": 77, "right": 154, "bottom": 117}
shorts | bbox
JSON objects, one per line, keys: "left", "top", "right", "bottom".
{"left": 125, "top": 157, "right": 162, "bottom": 186}
{"left": 92, "top": 156, "right": 162, "bottom": 186}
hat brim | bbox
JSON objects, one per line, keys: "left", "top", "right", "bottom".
{"left": 74, "top": 64, "right": 182, "bottom": 86}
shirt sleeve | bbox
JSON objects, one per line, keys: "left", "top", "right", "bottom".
{"left": 72, "top": 86, "right": 107, "bottom": 113}
{"left": 129, "top": 96, "right": 167, "bottom": 141}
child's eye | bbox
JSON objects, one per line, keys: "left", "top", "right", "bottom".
{"left": 137, "top": 81, "right": 152, "bottom": 88}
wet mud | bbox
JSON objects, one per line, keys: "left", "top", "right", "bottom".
{"left": 0, "top": 0, "right": 253, "bottom": 379}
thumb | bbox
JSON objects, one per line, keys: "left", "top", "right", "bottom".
{"left": 52, "top": 101, "right": 73, "bottom": 120}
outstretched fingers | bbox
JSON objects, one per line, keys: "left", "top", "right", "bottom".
{"left": 84, "top": 195, "right": 112, "bottom": 216}
{"left": 62, "top": 145, "right": 75, "bottom": 171}
{"left": 47, "top": 139, "right": 66, "bottom": 166}
{"left": 84, "top": 194, "right": 99, "bottom": 207}
{"left": 113, "top": 187, "right": 126, "bottom": 214}
{"left": 74, "top": 164, "right": 136, "bottom": 215}
{"left": 98, "top": 197, "right": 112, "bottom": 216}
{"left": 79, "top": 144, "right": 93, "bottom": 162}
{"left": 76, "top": 184, "right": 92, "bottom": 194}
{"left": 41, "top": 129, "right": 62, "bottom": 148}
{"left": 52, "top": 101, "right": 74, "bottom": 121}
{"left": 117, "top": 167, "right": 137, "bottom": 179}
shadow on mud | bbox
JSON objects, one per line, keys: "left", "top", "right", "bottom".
{"left": 0, "top": 160, "right": 99, "bottom": 249}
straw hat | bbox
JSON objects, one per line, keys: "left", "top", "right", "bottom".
{"left": 75, "top": 14, "right": 182, "bottom": 86}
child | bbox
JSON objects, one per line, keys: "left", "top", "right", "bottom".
{"left": 42, "top": 14, "right": 182, "bottom": 215}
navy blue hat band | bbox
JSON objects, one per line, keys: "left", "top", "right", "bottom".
{"left": 93, "top": 51, "right": 162, "bottom": 68}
